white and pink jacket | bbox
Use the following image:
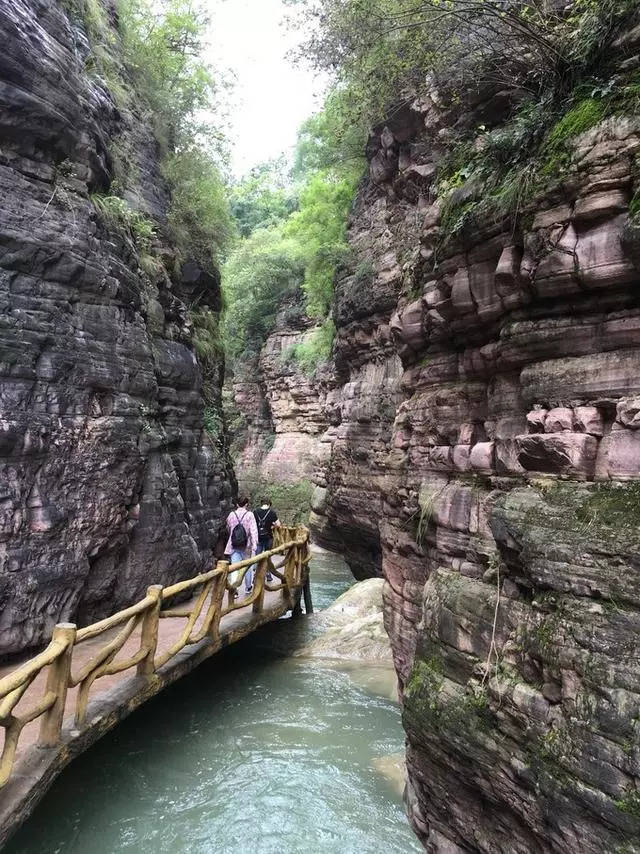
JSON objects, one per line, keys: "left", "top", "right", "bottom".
{"left": 224, "top": 508, "right": 259, "bottom": 557}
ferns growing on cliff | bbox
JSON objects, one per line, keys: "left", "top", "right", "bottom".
{"left": 90, "top": 193, "right": 156, "bottom": 248}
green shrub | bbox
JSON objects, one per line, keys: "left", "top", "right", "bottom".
{"left": 90, "top": 193, "right": 155, "bottom": 249}
{"left": 286, "top": 319, "right": 335, "bottom": 375}
{"left": 615, "top": 788, "right": 640, "bottom": 818}
{"left": 284, "top": 168, "right": 359, "bottom": 318}
{"left": 222, "top": 228, "right": 305, "bottom": 360}
{"left": 239, "top": 472, "right": 314, "bottom": 526}
{"left": 191, "top": 307, "right": 223, "bottom": 362}
{"left": 117, "top": 0, "right": 218, "bottom": 146}
{"left": 164, "top": 146, "right": 234, "bottom": 266}
{"left": 540, "top": 97, "right": 605, "bottom": 174}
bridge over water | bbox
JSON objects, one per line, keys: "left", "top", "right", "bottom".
{"left": 0, "top": 525, "right": 312, "bottom": 846}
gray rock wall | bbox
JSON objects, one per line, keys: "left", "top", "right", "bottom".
{"left": 0, "top": 0, "right": 234, "bottom": 655}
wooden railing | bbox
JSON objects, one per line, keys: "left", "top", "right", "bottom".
{"left": 0, "top": 524, "right": 310, "bottom": 789}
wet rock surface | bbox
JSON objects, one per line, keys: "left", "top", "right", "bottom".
{"left": 297, "top": 577, "right": 393, "bottom": 664}
{"left": 314, "top": 94, "right": 640, "bottom": 850}
{"left": 0, "top": 0, "right": 233, "bottom": 655}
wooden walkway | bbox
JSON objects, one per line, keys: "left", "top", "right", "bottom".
{"left": 0, "top": 588, "right": 283, "bottom": 768}
{"left": 0, "top": 527, "right": 311, "bottom": 846}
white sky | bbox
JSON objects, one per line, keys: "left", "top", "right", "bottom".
{"left": 206, "top": 0, "right": 326, "bottom": 177}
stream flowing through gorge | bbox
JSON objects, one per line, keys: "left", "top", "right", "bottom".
{"left": 5, "top": 551, "right": 421, "bottom": 854}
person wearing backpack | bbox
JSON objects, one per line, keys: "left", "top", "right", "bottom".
{"left": 254, "top": 498, "right": 280, "bottom": 553}
{"left": 224, "top": 496, "right": 259, "bottom": 594}
{"left": 254, "top": 499, "right": 281, "bottom": 582}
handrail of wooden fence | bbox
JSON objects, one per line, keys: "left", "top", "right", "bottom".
{"left": 0, "top": 524, "right": 310, "bottom": 788}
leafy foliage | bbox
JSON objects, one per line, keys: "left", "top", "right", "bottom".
{"left": 191, "top": 307, "right": 223, "bottom": 362}
{"left": 287, "top": 0, "right": 638, "bottom": 129}
{"left": 117, "top": 0, "right": 224, "bottom": 150}
{"left": 293, "top": 88, "right": 367, "bottom": 175}
{"left": 284, "top": 318, "right": 336, "bottom": 374}
{"left": 229, "top": 159, "right": 298, "bottom": 238}
{"left": 73, "top": 0, "right": 234, "bottom": 270}
{"left": 164, "top": 145, "right": 234, "bottom": 265}
{"left": 239, "top": 471, "right": 314, "bottom": 525}
{"left": 222, "top": 98, "right": 362, "bottom": 370}
{"left": 90, "top": 193, "right": 155, "bottom": 248}
{"left": 283, "top": 168, "right": 359, "bottom": 318}
{"left": 223, "top": 228, "right": 305, "bottom": 360}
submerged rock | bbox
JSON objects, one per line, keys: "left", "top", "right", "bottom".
{"left": 371, "top": 753, "right": 407, "bottom": 798}
{"left": 296, "top": 578, "right": 393, "bottom": 664}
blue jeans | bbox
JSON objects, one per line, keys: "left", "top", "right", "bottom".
{"left": 231, "top": 550, "right": 253, "bottom": 592}
{"left": 258, "top": 539, "right": 273, "bottom": 582}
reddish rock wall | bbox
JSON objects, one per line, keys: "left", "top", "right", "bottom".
{"left": 318, "top": 97, "right": 640, "bottom": 850}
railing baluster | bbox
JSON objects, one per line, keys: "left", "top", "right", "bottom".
{"left": 252, "top": 557, "right": 268, "bottom": 614}
{"left": 37, "top": 623, "right": 76, "bottom": 748}
{"left": 210, "top": 561, "right": 229, "bottom": 642}
{"left": 0, "top": 526, "right": 311, "bottom": 791}
{"left": 137, "top": 585, "right": 163, "bottom": 678}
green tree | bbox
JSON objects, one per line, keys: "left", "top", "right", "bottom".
{"left": 164, "top": 144, "right": 234, "bottom": 265}
{"left": 286, "top": 0, "right": 638, "bottom": 128}
{"left": 223, "top": 228, "right": 304, "bottom": 360}
{"left": 229, "top": 159, "right": 298, "bottom": 238}
{"left": 284, "top": 168, "right": 359, "bottom": 318}
{"left": 118, "top": 0, "right": 222, "bottom": 147}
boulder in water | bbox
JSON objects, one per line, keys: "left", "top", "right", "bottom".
{"left": 296, "top": 578, "right": 392, "bottom": 664}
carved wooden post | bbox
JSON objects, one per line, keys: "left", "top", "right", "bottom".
{"left": 253, "top": 557, "right": 267, "bottom": 614}
{"left": 303, "top": 578, "right": 314, "bottom": 614}
{"left": 137, "top": 585, "right": 163, "bottom": 678}
{"left": 210, "top": 561, "right": 229, "bottom": 642}
{"left": 284, "top": 542, "right": 298, "bottom": 610}
{"left": 38, "top": 623, "right": 76, "bottom": 748}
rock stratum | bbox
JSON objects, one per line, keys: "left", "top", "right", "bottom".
{"left": 311, "top": 84, "right": 640, "bottom": 854}
{"left": 230, "top": 307, "right": 332, "bottom": 492}
{"left": 0, "top": 0, "right": 233, "bottom": 656}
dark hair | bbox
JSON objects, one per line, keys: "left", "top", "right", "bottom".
{"left": 260, "top": 498, "right": 272, "bottom": 506}
{"left": 237, "top": 495, "right": 249, "bottom": 507}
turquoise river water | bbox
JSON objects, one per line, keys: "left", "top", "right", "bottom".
{"left": 6, "top": 550, "right": 421, "bottom": 854}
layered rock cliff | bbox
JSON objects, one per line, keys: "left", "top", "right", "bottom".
{"left": 0, "top": 0, "right": 234, "bottom": 655}
{"left": 314, "top": 85, "right": 640, "bottom": 852}
{"left": 230, "top": 307, "right": 331, "bottom": 498}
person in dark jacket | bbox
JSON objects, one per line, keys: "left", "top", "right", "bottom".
{"left": 254, "top": 499, "right": 281, "bottom": 582}
{"left": 254, "top": 498, "right": 280, "bottom": 552}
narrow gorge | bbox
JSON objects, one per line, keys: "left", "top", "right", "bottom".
{"left": 229, "top": 10, "right": 640, "bottom": 851}
{"left": 3, "top": 0, "right": 640, "bottom": 852}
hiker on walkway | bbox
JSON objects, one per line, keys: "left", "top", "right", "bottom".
{"left": 254, "top": 499, "right": 281, "bottom": 583}
{"left": 225, "top": 496, "right": 259, "bottom": 594}
{"left": 254, "top": 498, "right": 281, "bottom": 554}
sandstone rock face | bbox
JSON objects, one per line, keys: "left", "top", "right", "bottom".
{"left": 314, "top": 97, "right": 640, "bottom": 849}
{"left": 230, "top": 310, "right": 331, "bottom": 495}
{"left": 0, "top": 0, "right": 233, "bottom": 655}
{"left": 296, "top": 577, "right": 392, "bottom": 664}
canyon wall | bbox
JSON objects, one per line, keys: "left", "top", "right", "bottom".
{"left": 0, "top": 0, "right": 234, "bottom": 655}
{"left": 230, "top": 309, "right": 330, "bottom": 500}
{"left": 316, "top": 88, "right": 640, "bottom": 851}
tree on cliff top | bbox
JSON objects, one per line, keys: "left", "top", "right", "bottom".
{"left": 286, "top": 0, "right": 639, "bottom": 128}
{"left": 80, "top": 0, "right": 234, "bottom": 268}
